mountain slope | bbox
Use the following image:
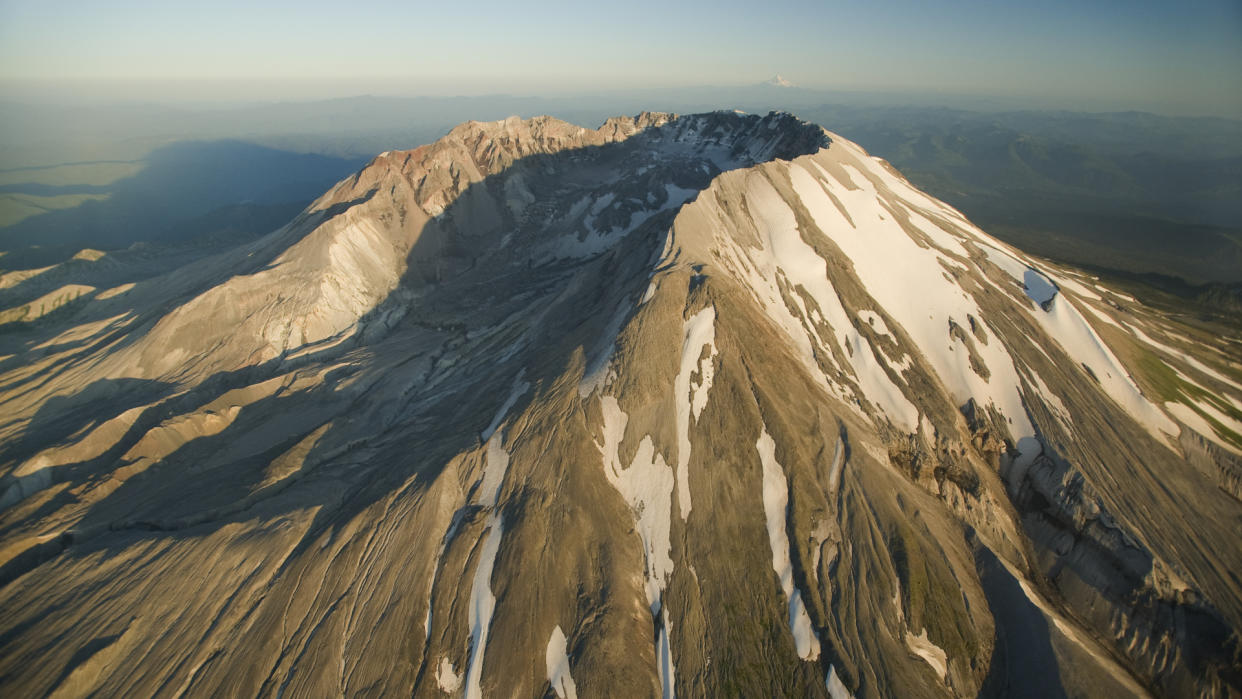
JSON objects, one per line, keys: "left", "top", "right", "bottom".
{"left": 0, "top": 112, "right": 1239, "bottom": 698}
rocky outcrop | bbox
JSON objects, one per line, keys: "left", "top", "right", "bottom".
{"left": 1179, "top": 422, "right": 1242, "bottom": 501}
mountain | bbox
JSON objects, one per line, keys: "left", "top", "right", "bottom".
{"left": 763, "top": 75, "right": 796, "bottom": 88}
{"left": 0, "top": 111, "right": 1240, "bottom": 698}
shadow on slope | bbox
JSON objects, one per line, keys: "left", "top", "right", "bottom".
{"left": 0, "top": 189, "right": 379, "bottom": 404}
{"left": 975, "top": 545, "right": 1067, "bottom": 699}
{"left": 0, "top": 378, "right": 177, "bottom": 469}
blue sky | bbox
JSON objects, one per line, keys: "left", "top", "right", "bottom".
{"left": 1, "top": 0, "right": 1239, "bottom": 116}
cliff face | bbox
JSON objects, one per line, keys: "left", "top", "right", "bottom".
{"left": 0, "top": 111, "right": 1238, "bottom": 698}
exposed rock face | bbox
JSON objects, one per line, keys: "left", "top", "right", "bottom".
{"left": 0, "top": 112, "right": 1240, "bottom": 698}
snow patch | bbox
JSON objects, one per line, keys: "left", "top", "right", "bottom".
{"left": 545, "top": 626, "right": 578, "bottom": 699}
{"left": 1036, "top": 295, "right": 1177, "bottom": 439}
{"left": 658, "top": 608, "right": 677, "bottom": 699}
{"left": 828, "top": 434, "right": 846, "bottom": 493}
{"left": 597, "top": 396, "right": 680, "bottom": 696}
{"left": 437, "top": 657, "right": 462, "bottom": 694}
{"left": 757, "top": 428, "right": 821, "bottom": 660}
{"left": 566, "top": 195, "right": 592, "bottom": 220}
{"left": 590, "top": 193, "right": 615, "bottom": 215}
{"left": 905, "top": 628, "right": 948, "bottom": 680}
{"left": 554, "top": 226, "right": 628, "bottom": 259}
{"left": 641, "top": 280, "right": 658, "bottom": 304}
{"left": 826, "top": 665, "right": 853, "bottom": 699}
{"left": 596, "top": 396, "right": 675, "bottom": 612}
{"left": 476, "top": 433, "right": 510, "bottom": 508}
{"left": 464, "top": 513, "right": 503, "bottom": 699}
{"left": 674, "top": 306, "right": 718, "bottom": 519}
{"left": 664, "top": 183, "right": 699, "bottom": 209}
{"left": 1166, "top": 403, "right": 1241, "bottom": 456}
{"left": 1055, "top": 272, "right": 1103, "bottom": 301}
{"left": 1080, "top": 301, "right": 1124, "bottom": 330}
{"left": 710, "top": 195, "right": 846, "bottom": 405}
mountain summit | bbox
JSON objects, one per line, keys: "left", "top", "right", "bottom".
{"left": 0, "top": 111, "right": 1239, "bottom": 698}
{"left": 762, "top": 74, "right": 795, "bottom": 87}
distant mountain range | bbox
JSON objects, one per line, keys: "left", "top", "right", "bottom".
{"left": 2, "top": 93, "right": 1238, "bottom": 291}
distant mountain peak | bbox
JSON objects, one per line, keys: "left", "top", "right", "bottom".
{"left": 762, "top": 74, "right": 794, "bottom": 87}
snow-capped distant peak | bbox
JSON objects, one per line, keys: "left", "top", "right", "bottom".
{"left": 762, "top": 75, "right": 794, "bottom": 88}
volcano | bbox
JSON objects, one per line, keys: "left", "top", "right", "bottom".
{"left": 1, "top": 111, "right": 1239, "bottom": 698}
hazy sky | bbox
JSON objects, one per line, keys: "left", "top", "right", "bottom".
{"left": 1, "top": 0, "right": 1240, "bottom": 116}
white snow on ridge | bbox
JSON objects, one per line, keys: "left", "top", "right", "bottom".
{"left": 827, "top": 136, "right": 959, "bottom": 221}
{"left": 1035, "top": 294, "right": 1177, "bottom": 439}
{"left": 1022, "top": 368, "right": 1072, "bottom": 428}
{"left": 687, "top": 310, "right": 719, "bottom": 423}
{"left": 1053, "top": 271, "right": 1103, "bottom": 301}
{"left": 1166, "top": 402, "right": 1242, "bottom": 456}
{"left": 641, "top": 280, "right": 658, "bottom": 305}
{"left": 744, "top": 172, "right": 918, "bottom": 431}
{"left": 675, "top": 306, "right": 718, "bottom": 519}
{"left": 787, "top": 161, "right": 1032, "bottom": 444}
{"left": 545, "top": 626, "right": 579, "bottom": 699}
{"left": 861, "top": 157, "right": 1175, "bottom": 443}
{"left": 757, "top": 428, "right": 821, "bottom": 661}
{"left": 1187, "top": 397, "right": 1242, "bottom": 443}
{"left": 895, "top": 203, "right": 971, "bottom": 257}
{"left": 713, "top": 219, "right": 833, "bottom": 393}
{"left": 459, "top": 376, "right": 521, "bottom": 697}
{"left": 464, "top": 513, "right": 504, "bottom": 699}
